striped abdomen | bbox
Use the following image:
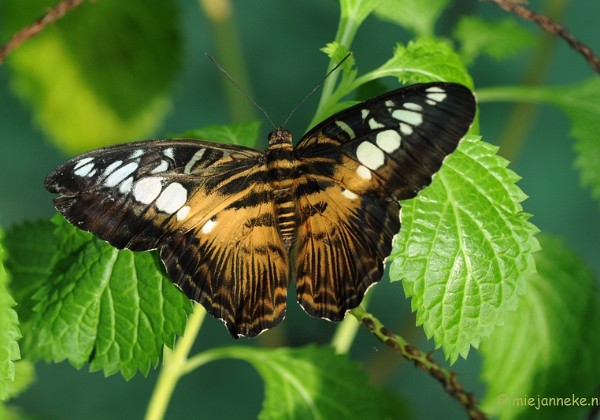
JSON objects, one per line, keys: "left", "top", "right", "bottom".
{"left": 266, "top": 128, "right": 298, "bottom": 250}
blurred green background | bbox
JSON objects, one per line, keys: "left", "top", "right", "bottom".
{"left": 1, "top": 0, "right": 599, "bottom": 418}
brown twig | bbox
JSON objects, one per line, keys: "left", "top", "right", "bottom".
{"left": 484, "top": 0, "right": 600, "bottom": 74}
{"left": 351, "top": 307, "right": 487, "bottom": 420}
{"left": 0, "top": 0, "right": 85, "bottom": 64}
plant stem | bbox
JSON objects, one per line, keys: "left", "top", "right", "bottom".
{"left": 330, "top": 292, "right": 371, "bottom": 354}
{"left": 198, "top": 0, "right": 256, "bottom": 123}
{"left": 144, "top": 305, "right": 206, "bottom": 420}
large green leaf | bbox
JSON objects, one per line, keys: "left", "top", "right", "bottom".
{"left": 1, "top": 0, "right": 181, "bottom": 153}
{"left": 480, "top": 235, "right": 600, "bottom": 419}
{"left": 390, "top": 136, "right": 539, "bottom": 362}
{"left": 25, "top": 216, "right": 193, "bottom": 379}
{"left": 210, "top": 345, "right": 406, "bottom": 419}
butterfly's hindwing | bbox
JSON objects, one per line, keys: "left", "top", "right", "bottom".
{"left": 160, "top": 183, "right": 289, "bottom": 337}
{"left": 293, "top": 176, "right": 400, "bottom": 320}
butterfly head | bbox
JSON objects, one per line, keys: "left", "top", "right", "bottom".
{"left": 268, "top": 128, "right": 293, "bottom": 146}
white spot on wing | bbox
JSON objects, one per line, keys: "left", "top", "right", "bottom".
{"left": 130, "top": 150, "right": 144, "bottom": 159}
{"left": 356, "top": 142, "right": 385, "bottom": 170}
{"left": 201, "top": 218, "right": 218, "bottom": 234}
{"left": 376, "top": 130, "right": 401, "bottom": 153}
{"left": 119, "top": 176, "right": 133, "bottom": 194}
{"left": 151, "top": 160, "right": 169, "bottom": 174}
{"left": 74, "top": 162, "right": 95, "bottom": 177}
{"left": 335, "top": 120, "right": 356, "bottom": 139}
{"left": 400, "top": 123, "right": 413, "bottom": 135}
{"left": 184, "top": 149, "right": 206, "bottom": 174}
{"left": 133, "top": 177, "right": 163, "bottom": 204}
{"left": 356, "top": 165, "right": 372, "bottom": 180}
{"left": 342, "top": 189, "right": 358, "bottom": 200}
{"left": 74, "top": 157, "right": 94, "bottom": 169}
{"left": 156, "top": 182, "right": 187, "bottom": 214}
{"left": 425, "top": 87, "right": 447, "bottom": 103}
{"left": 361, "top": 109, "right": 369, "bottom": 119}
{"left": 176, "top": 205, "right": 191, "bottom": 221}
{"left": 403, "top": 102, "right": 423, "bottom": 111}
{"left": 368, "top": 118, "right": 385, "bottom": 129}
{"left": 163, "top": 148, "right": 175, "bottom": 159}
{"left": 385, "top": 100, "right": 394, "bottom": 107}
{"left": 103, "top": 160, "right": 123, "bottom": 177}
{"left": 392, "top": 109, "right": 423, "bottom": 126}
{"left": 427, "top": 92, "right": 447, "bottom": 102}
{"left": 104, "top": 162, "right": 139, "bottom": 187}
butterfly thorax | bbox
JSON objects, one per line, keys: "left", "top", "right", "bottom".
{"left": 266, "top": 128, "right": 298, "bottom": 250}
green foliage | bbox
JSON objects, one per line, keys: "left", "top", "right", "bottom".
{"left": 0, "top": 237, "right": 22, "bottom": 401}
{"left": 480, "top": 235, "right": 600, "bottom": 419}
{"left": 1, "top": 0, "right": 599, "bottom": 418}
{"left": 390, "top": 136, "right": 539, "bottom": 361}
{"left": 453, "top": 16, "right": 535, "bottom": 64}
{"left": 550, "top": 79, "right": 600, "bottom": 207}
{"left": 176, "top": 121, "right": 262, "bottom": 148}
{"left": 0, "top": 0, "right": 181, "bottom": 154}
{"left": 221, "top": 345, "right": 407, "bottom": 419}
{"left": 374, "top": 0, "right": 450, "bottom": 37}
{"left": 14, "top": 216, "right": 192, "bottom": 379}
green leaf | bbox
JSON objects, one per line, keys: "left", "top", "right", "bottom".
{"left": 0, "top": 236, "right": 22, "bottom": 401}
{"left": 25, "top": 216, "right": 193, "bottom": 379}
{"left": 3, "top": 220, "right": 56, "bottom": 326}
{"left": 1, "top": 0, "right": 181, "bottom": 154}
{"left": 217, "top": 345, "right": 406, "bottom": 419}
{"left": 339, "top": 0, "right": 385, "bottom": 29}
{"left": 550, "top": 79, "right": 600, "bottom": 207}
{"left": 313, "top": 39, "right": 472, "bottom": 129}
{"left": 478, "top": 78, "right": 600, "bottom": 207}
{"left": 374, "top": 0, "right": 450, "bottom": 37}
{"left": 359, "top": 39, "right": 474, "bottom": 88}
{"left": 453, "top": 17, "right": 535, "bottom": 65}
{"left": 390, "top": 136, "right": 539, "bottom": 362}
{"left": 480, "top": 235, "right": 600, "bottom": 419}
{"left": 176, "top": 121, "right": 262, "bottom": 148}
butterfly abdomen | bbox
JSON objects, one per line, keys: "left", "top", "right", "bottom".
{"left": 266, "top": 128, "right": 299, "bottom": 250}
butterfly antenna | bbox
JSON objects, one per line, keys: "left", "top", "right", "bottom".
{"left": 205, "top": 53, "right": 278, "bottom": 130}
{"left": 281, "top": 52, "right": 352, "bottom": 127}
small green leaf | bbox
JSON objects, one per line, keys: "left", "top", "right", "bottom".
{"left": 1, "top": 0, "right": 181, "bottom": 154}
{"left": 453, "top": 17, "right": 535, "bottom": 65}
{"left": 480, "top": 235, "right": 600, "bottom": 419}
{"left": 218, "top": 345, "right": 405, "bottom": 419}
{"left": 25, "top": 216, "right": 193, "bottom": 379}
{"left": 374, "top": 0, "right": 450, "bottom": 37}
{"left": 360, "top": 39, "right": 474, "bottom": 88}
{"left": 339, "top": 0, "right": 384, "bottom": 28}
{"left": 0, "top": 237, "right": 22, "bottom": 401}
{"left": 176, "top": 121, "right": 262, "bottom": 148}
{"left": 390, "top": 136, "right": 539, "bottom": 362}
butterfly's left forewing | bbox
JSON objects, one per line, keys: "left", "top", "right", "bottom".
{"left": 45, "top": 139, "right": 289, "bottom": 337}
{"left": 294, "top": 82, "right": 476, "bottom": 320}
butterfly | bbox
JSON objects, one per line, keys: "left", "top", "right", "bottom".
{"left": 45, "top": 82, "right": 476, "bottom": 338}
